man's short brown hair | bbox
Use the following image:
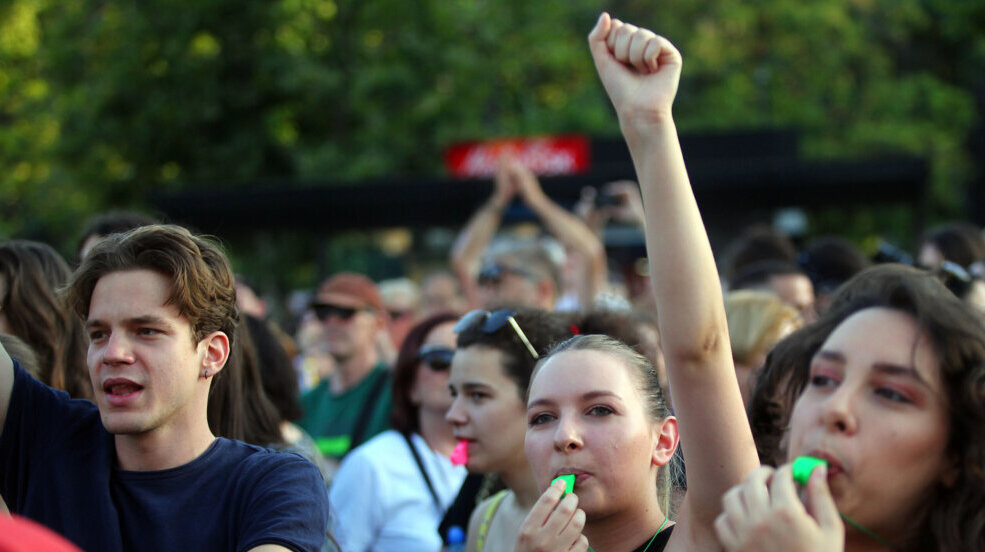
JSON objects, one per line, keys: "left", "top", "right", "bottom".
{"left": 65, "top": 224, "right": 238, "bottom": 345}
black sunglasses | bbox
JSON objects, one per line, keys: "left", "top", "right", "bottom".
{"left": 311, "top": 303, "right": 366, "bottom": 322}
{"left": 418, "top": 345, "right": 455, "bottom": 371}
{"left": 453, "top": 309, "right": 540, "bottom": 360}
{"left": 477, "top": 263, "right": 536, "bottom": 286}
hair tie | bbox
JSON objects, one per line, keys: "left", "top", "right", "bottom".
{"left": 569, "top": 325, "right": 581, "bottom": 335}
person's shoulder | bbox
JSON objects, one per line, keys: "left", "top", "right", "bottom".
{"left": 218, "top": 438, "right": 318, "bottom": 478}
{"left": 335, "top": 430, "right": 405, "bottom": 474}
{"left": 10, "top": 360, "right": 99, "bottom": 421}
{"left": 349, "top": 429, "right": 403, "bottom": 455}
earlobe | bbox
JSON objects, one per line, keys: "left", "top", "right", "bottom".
{"left": 651, "top": 416, "right": 679, "bottom": 467}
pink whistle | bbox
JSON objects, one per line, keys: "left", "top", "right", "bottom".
{"left": 450, "top": 440, "right": 469, "bottom": 466}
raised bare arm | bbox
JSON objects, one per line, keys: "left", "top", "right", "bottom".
{"left": 588, "top": 12, "right": 759, "bottom": 547}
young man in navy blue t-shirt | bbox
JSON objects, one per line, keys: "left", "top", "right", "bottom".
{"left": 0, "top": 225, "right": 330, "bottom": 552}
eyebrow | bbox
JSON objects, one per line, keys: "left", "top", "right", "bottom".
{"left": 459, "top": 382, "right": 492, "bottom": 392}
{"left": 85, "top": 315, "right": 173, "bottom": 330}
{"left": 814, "top": 350, "right": 931, "bottom": 387}
{"left": 528, "top": 390, "right": 622, "bottom": 410}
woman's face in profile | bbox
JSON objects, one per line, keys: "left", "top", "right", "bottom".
{"left": 445, "top": 345, "right": 528, "bottom": 475}
{"left": 786, "top": 307, "right": 952, "bottom": 538}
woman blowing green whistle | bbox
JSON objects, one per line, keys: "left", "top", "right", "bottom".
{"left": 514, "top": 13, "right": 761, "bottom": 552}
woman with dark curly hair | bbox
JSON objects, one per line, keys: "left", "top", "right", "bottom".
{"left": 728, "top": 263, "right": 985, "bottom": 551}
{"left": 0, "top": 241, "right": 89, "bottom": 399}
{"left": 330, "top": 312, "right": 467, "bottom": 552}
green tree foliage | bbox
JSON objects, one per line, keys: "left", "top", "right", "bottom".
{"left": 0, "top": 0, "right": 982, "bottom": 252}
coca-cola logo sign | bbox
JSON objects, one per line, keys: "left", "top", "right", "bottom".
{"left": 445, "top": 136, "right": 591, "bottom": 178}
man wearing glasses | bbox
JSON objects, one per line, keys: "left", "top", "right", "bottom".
{"left": 451, "top": 159, "right": 606, "bottom": 312}
{"left": 298, "top": 272, "right": 393, "bottom": 460}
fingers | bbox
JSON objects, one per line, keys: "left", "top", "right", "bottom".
{"left": 587, "top": 13, "right": 614, "bottom": 65}
{"left": 769, "top": 464, "right": 805, "bottom": 513}
{"left": 600, "top": 17, "right": 671, "bottom": 75}
{"left": 805, "top": 466, "right": 843, "bottom": 533}
{"left": 516, "top": 480, "right": 587, "bottom": 552}
{"left": 714, "top": 511, "right": 739, "bottom": 551}
{"left": 587, "top": 12, "right": 612, "bottom": 45}
{"left": 627, "top": 28, "right": 659, "bottom": 73}
{"left": 569, "top": 535, "right": 589, "bottom": 552}
{"left": 526, "top": 479, "right": 567, "bottom": 528}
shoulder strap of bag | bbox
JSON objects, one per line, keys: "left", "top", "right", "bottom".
{"left": 402, "top": 432, "right": 443, "bottom": 514}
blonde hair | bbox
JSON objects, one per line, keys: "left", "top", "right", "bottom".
{"left": 725, "top": 290, "right": 801, "bottom": 367}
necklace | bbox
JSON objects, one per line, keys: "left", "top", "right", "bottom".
{"left": 588, "top": 515, "right": 669, "bottom": 552}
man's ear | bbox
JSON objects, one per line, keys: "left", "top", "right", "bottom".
{"left": 651, "top": 416, "right": 679, "bottom": 467}
{"left": 199, "top": 331, "right": 230, "bottom": 378}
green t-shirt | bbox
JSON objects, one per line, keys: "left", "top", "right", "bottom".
{"left": 298, "top": 364, "right": 392, "bottom": 459}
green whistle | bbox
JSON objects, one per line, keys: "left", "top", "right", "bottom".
{"left": 792, "top": 456, "right": 827, "bottom": 485}
{"left": 551, "top": 474, "right": 576, "bottom": 496}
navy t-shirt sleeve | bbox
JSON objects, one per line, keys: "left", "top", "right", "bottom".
{"left": 0, "top": 362, "right": 100, "bottom": 509}
{"left": 237, "top": 453, "right": 331, "bottom": 552}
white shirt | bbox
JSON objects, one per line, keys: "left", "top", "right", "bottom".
{"left": 330, "top": 430, "right": 467, "bottom": 552}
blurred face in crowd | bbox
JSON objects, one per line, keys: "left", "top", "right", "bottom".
{"left": 313, "top": 291, "right": 381, "bottom": 363}
{"left": 411, "top": 322, "right": 457, "bottom": 416}
{"left": 86, "top": 270, "right": 224, "bottom": 437}
{"left": 478, "top": 263, "right": 548, "bottom": 310}
{"left": 769, "top": 273, "right": 816, "bottom": 323}
{"left": 525, "top": 349, "right": 676, "bottom": 517}
{"left": 917, "top": 243, "right": 944, "bottom": 269}
{"left": 78, "top": 234, "right": 105, "bottom": 261}
{"left": 785, "top": 307, "right": 952, "bottom": 540}
{"left": 422, "top": 273, "right": 464, "bottom": 315}
{"left": 445, "top": 345, "right": 528, "bottom": 477}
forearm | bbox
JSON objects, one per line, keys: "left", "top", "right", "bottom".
{"left": 626, "top": 112, "right": 758, "bottom": 520}
{"left": 626, "top": 116, "right": 727, "bottom": 365}
{"left": 451, "top": 199, "right": 506, "bottom": 275}
{"left": 529, "top": 197, "right": 608, "bottom": 305}
{"left": 451, "top": 199, "right": 506, "bottom": 308}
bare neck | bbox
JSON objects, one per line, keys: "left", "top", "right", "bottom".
{"left": 330, "top": 347, "right": 379, "bottom": 394}
{"left": 418, "top": 407, "right": 457, "bottom": 457}
{"left": 115, "top": 423, "right": 216, "bottom": 472}
{"left": 500, "top": 459, "right": 541, "bottom": 510}
{"left": 584, "top": 501, "right": 666, "bottom": 552}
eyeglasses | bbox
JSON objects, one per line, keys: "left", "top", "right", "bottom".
{"left": 477, "top": 263, "right": 536, "bottom": 286}
{"left": 418, "top": 345, "right": 455, "bottom": 371}
{"left": 311, "top": 303, "right": 367, "bottom": 322}
{"left": 453, "top": 309, "right": 540, "bottom": 360}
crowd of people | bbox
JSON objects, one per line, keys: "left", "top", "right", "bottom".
{"left": 1, "top": 12, "right": 983, "bottom": 552}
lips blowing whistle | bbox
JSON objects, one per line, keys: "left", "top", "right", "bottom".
{"left": 550, "top": 474, "right": 576, "bottom": 496}
{"left": 792, "top": 456, "right": 827, "bottom": 485}
{"left": 450, "top": 440, "right": 469, "bottom": 466}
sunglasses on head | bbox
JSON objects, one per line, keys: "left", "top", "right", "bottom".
{"left": 310, "top": 303, "right": 367, "bottom": 322}
{"left": 477, "top": 263, "right": 536, "bottom": 286}
{"left": 936, "top": 260, "right": 976, "bottom": 298}
{"left": 418, "top": 345, "right": 455, "bottom": 371}
{"left": 453, "top": 309, "right": 540, "bottom": 360}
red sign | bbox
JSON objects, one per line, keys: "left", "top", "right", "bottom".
{"left": 444, "top": 135, "right": 591, "bottom": 178}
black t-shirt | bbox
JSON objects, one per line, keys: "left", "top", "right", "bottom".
{"left": 0, "top": 362, "right": 330, "bottom": 551}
